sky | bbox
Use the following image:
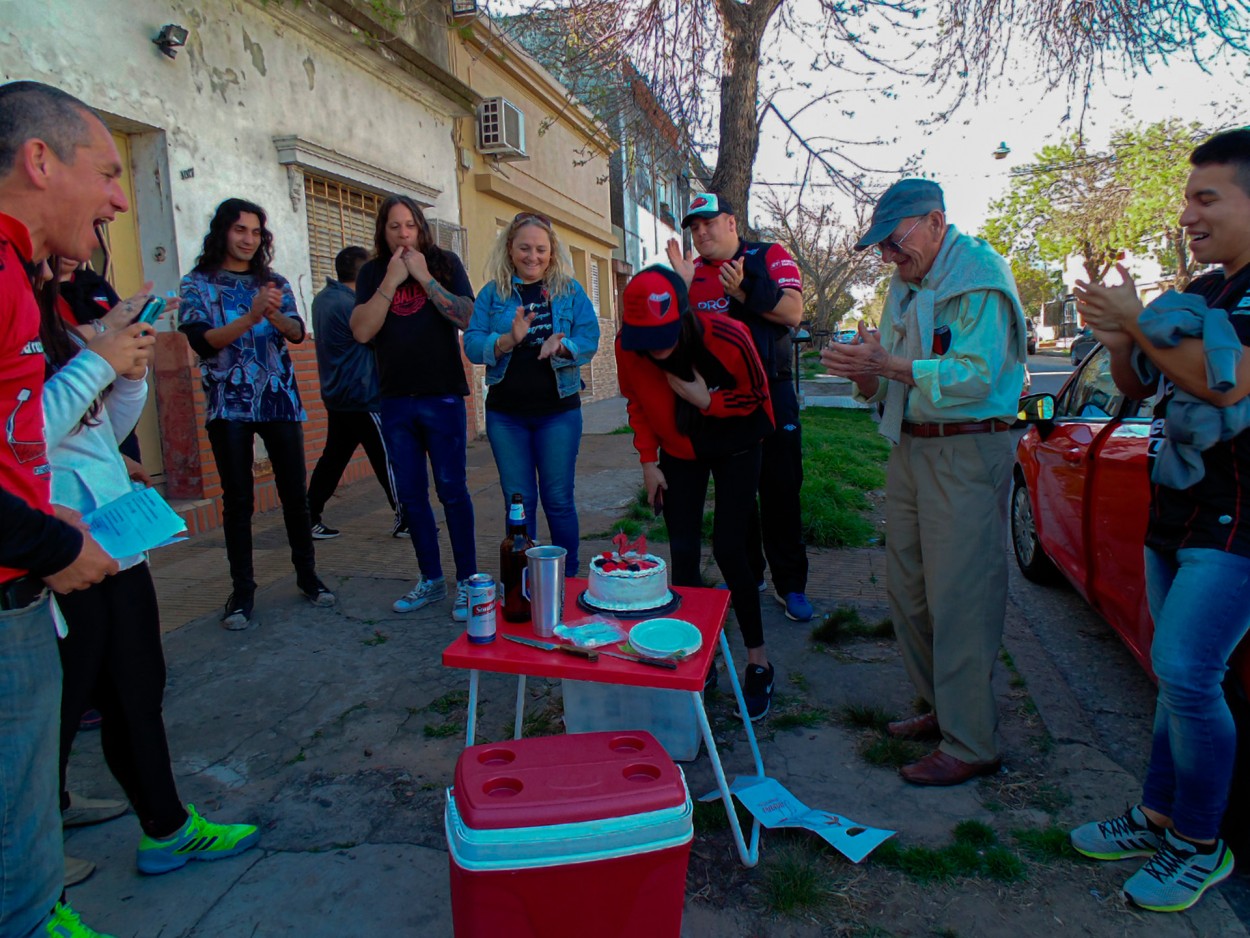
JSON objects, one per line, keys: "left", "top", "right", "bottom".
{"left": 489, "top": 1, "right": 1248, "bottom": 265}
{"left": 753, "top": 8, "right": 1249, "bottom": 235}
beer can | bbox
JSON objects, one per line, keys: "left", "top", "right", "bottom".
{"left": 466, "top": 573, "right": 497, "bottom": 644}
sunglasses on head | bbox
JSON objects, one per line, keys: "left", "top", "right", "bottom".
{"left": 513, "top": 211, "right": 552, "bottom": 227}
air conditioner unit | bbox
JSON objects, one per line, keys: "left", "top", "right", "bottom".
{"left": 430, "top": 218, "right": 469, "bottom": 269}
{"left": 477, "top": 97, "right": 527, "bottom": 161}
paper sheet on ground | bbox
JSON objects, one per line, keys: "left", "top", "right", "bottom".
{"left": 81, "top": 486, "right": 187, "bottom": 559}
{"left": 701, "top": 776, "right": 894, "bottom": 863}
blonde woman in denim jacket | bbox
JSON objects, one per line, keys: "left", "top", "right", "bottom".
{"left": 463, "top": 213, "right": 600, "bottom": 574}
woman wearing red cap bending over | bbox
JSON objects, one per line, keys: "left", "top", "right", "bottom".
{"left": 616, "top": 265, "right": 776, "bottom": 719}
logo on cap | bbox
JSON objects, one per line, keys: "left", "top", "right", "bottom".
{"left": 647, "top": 292, "right": 672, "bottom": 319}
{"left": 689, "top": 196, "right": 710, "bottom": 211}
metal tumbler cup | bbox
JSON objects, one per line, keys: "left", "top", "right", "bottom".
{"left": 522, "top": 546, "right": 566, "bottom": 638}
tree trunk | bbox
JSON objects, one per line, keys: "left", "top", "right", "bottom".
{"left": 710, "top": 0, "right": 784, "bottom": 232}
{"left": 1172, "top": 226, "right": 1193, "bottom": 289}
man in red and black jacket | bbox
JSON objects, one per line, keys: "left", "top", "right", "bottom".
{"left": 667, "top": 193, "right": 812, "bottom": 622}
{"left": 0, "top": 80, "right": 138, "bottom": 938}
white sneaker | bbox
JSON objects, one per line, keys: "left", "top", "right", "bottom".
{"left": 452, "top": 579, "right": 470, "bottom": 622}
{"left": 392, "top": 576, "right": 446, "bottom": 613}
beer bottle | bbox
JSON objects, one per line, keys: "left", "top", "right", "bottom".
{"left": 500, "top": 494, "right": 533, "bottom": 622}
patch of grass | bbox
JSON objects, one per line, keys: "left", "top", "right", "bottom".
{"left": 427, "top": 690, "right": 468, "bottom": 716}
{"left": 859, "top": 736, "right": 927, "bottom": 768}
{"left": 811, "top": 605, "right": 893, "bottom": 644}
{"left": 1012, "top": 826, "right": 1078, "bottom": 862}
{"left": 790, "top": 671, "right": 810, "bottom": 692}
{"left": 772, "top": 703, "right": 829, "bottom": 730}
{"left": 982, "top": 847, "right": 1026, "bottom": 882}
{"left": 761, "top": 842, "right": 838, "bottom": 915}
{"left": 422, "top": 721, "right": 460, "bottom": 739}
{"left": 361, "top": 629, "right": 388, "bottom": 646}
{"left": 693, "top": 797, "right": 754, "bottom": 833}
{"left": 521, "top": 699, "right": 563, "bottom": 737}
{"left": 874, "top": 825, "right": 1025, "bottom": 884}
{"left": 953, "top": 820, "right": 996, "bottom": 848}
{"left": 285, "top": 748, "right": 306, "bottom": 766}
{"left": 839, "top": 703, "right": 895, "bottom": 732}
{"left": 608, "top": 424, "right": 633, "bottom": 435}
{"left": 801, "top": 409, "right": 890, "bottom": 548}
{"left": 811, "top": 605, "right": 862, "bottom": 643}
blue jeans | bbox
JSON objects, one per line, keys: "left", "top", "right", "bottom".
{"left": 1142, "top": 546, "right": 1250, "bottom": 840}
{"left": 0, "top": 594, "right": 61, "bottom": 938}
{"left": 380, "top": 396, "right": 476, "bottom": 582}
{"left": 486, "top": 408, "right": 582, "bottom": 575}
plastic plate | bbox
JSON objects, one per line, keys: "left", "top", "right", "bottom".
{"left": 627, "top": 618, "right": 702, "bottom": 658}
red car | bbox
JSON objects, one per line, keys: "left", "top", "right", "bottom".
{"left": 1011, "top": 343, "right": 1250, "bottom": 845}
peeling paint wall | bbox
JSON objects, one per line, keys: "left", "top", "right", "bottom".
{"left": 0, "top": 0, "right": 462, "bottom": 314}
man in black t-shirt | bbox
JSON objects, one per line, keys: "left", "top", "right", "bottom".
{"left": 1068, "top": 129, "right": 1250, "bottom": 913}
{"left": 350, "top": 195, "right": 478, "bottom": 623}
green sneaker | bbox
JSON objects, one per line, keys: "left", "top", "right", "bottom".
{"left": 136, "top": 803, "right": 259, "bottom": 874}
{"left": 46, "top": 901, "right": 115, "bottom": 938}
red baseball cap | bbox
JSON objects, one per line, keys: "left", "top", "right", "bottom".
{"left": 620, "top": 266, "right": 687, "bottom": 351}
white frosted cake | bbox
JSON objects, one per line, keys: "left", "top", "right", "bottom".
{"left": 587, "top": 549, "right": 669, "bottom": 612}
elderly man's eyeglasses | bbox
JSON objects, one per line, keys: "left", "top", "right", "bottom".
{"left": 873, "top": 218, "right": 922, "bottom": 258}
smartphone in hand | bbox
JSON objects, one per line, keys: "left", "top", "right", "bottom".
{"left": 652, "top": 488, "right": 664, "bottom": 518}
{"left": 137, "top": 295, "right": 165, "bottom": 325}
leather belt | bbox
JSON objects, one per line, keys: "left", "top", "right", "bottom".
{"left": 901, "top": 419, "right": 1013, "bottom": 438}
{"left": 0, "top": 575, "right": 46, "bottom": 611}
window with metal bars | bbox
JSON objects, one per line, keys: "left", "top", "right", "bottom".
{"left": 304, "top": 174, "right": 383, "bottom": 286}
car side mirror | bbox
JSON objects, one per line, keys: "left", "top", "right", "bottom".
{"left": 1017, "top": 393, "right": 1055, "bottom": 423}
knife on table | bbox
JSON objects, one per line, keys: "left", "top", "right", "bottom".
{"left": 599, "top": 650, "right": 678, "bottom": 670}
{"left": 502, "top": 634, "right": 599, "bottom": 660}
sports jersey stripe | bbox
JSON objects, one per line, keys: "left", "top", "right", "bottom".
{"left": 707, "top": 318, "right": 766, "bottom": 389}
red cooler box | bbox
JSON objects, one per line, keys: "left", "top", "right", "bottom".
{"left": 446, "top": 730, "right": 692, "bottom": 937}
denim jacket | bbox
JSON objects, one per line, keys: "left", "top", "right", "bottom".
{"left": 463, "top": 277, "right": 600, "bottom": 399}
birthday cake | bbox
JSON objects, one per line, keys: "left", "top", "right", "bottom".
{"left": 586, "top": 534, "right": 670, "bottom": 612}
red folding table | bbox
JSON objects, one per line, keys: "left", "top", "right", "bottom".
{"left": 441, "top": 577, "right": 765, "bottom": 866}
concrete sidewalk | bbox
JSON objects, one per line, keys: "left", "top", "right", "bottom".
{"left": 62, "top": 396, "right": 1247, "bottom": 937}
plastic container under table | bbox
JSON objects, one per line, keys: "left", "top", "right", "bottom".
{"left": 446, "top": 730, "right": 692, "bottom": 938}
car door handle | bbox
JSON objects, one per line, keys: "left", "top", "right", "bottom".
{"left": 1062, "top": 447, "right": 1083, "bottom": 463}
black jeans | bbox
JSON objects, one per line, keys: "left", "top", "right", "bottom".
{"left": 207, "top": 419, "right": 317, "bottom": 596}
{"left": 660, "top": 445, "right": 765, "bottom": 649}
{"left": 307, "top": 410, "right": 398, "bottom": 523}
{"left": 57, "top": 564, "right": 187, "bottom": 838}
{"left": 748, "top": 379, "right": 808, "bottom": 595}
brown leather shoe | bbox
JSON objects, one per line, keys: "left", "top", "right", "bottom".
{"left": 899, "top": 749, "right": 1001, "bottom": 786}
{"left": 886, "top": 711, "right": 941, "bottom": 740}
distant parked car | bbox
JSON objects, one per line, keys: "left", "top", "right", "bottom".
{"left": 1013, "top": 344, "right": 1250, "bottom": 849}
{"left": 1070, "top": 326, "right": 1097, "bottom": 365}
{"left": 1025, "top": 318, "right": 1038, "bottom": 355}
{"left": 835, "top": 329, "right": 858, "bottom": 344}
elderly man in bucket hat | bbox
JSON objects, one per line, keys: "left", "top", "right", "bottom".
{"left": 820, "top": 178, "right": 1027, "bottom": 786}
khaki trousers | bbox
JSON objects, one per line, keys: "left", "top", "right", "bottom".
{"left": 884, "top": 430, "right": 1014, "bottom": 764}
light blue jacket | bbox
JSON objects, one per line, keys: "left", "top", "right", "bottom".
{"left": 463, "top": 277, "right": 600, "bottom": 399}
{"left": 1137, "top": 289, "right": 1250, "bottom": 489}
{"left": 42, "top": 348, "right": 148, "bottom": 569}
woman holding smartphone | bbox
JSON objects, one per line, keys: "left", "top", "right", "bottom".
{"left": 463, "top": 212, "right": 599, "bottom": 575}
{"left": 38, "top": 272, "right": 260, "bottom": 878}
